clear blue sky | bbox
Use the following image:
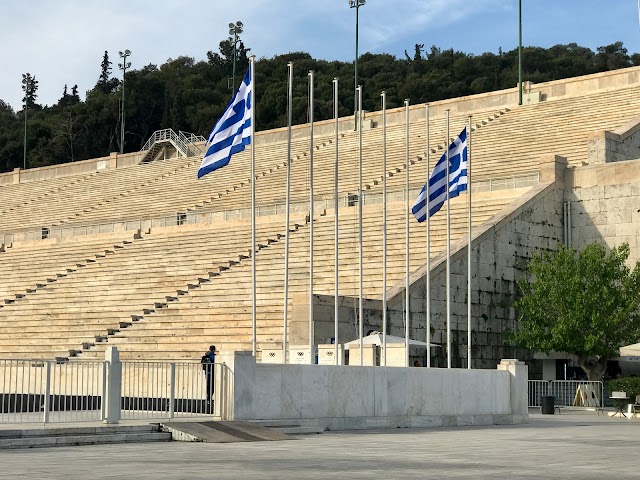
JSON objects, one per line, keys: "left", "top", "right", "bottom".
{"left": 1, "top": 0, "right": 639, "bottom": 110}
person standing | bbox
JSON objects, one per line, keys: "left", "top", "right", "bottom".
{"left": 201, "top": 345, "right": 216, "bottom": 409}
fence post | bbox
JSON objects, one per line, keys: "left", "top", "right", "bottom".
{"left": 214, "top": 363, "right": 225, "bottom": 419}
{"left": 103, "top": 347, "right": 122, "bottom": 424}
{"left": 169, "top": 363, "right": 176, "bottom": 419}
{"left": 42, "top": 361, "right": 51, "bottom": 424}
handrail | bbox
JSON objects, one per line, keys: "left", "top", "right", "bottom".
{"left": 142, "top": 129, "right": 201, "bottom": 159}
{"left": 179, "top": 130, "right": 206, "bottom": 144}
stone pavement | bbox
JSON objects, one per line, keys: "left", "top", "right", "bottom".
{"left": 1, "top": 413, "right": 638, "bottom": 479}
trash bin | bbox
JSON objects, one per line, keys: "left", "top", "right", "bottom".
{"left": 541, "top": 395, "right": 555, "bottom": 414}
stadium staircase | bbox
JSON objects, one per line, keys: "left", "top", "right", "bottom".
{"left": 62, "top": 108, "right": 520, "bottom": 360}
{"left": 3, "top": 72, "right": 640, "bottom": 360}
{"left": 140, "top": 129, "right": 205, "bottom": 163}
{"left": 0, "top": 105, "right": 539, "bottom": 360}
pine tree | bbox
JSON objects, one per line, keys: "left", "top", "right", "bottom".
{"left": 21, "top": 73, "right": 38, "bottom": 107}
{"left": 96, "top": 51, "right": 117, "bottom": 94}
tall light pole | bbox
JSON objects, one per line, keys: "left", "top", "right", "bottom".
{"left": 349, "top": 0, "right": 365, "bottom": 127}
{"left": 21, "top": 73, "right": 35, "bottom": 170}
{"left": 23, "top": 88, "right": 28, "bottom": 170}
{"left": 518, "top": 0, "right": 523, "bottom": 106}
{"left": 229, "top": 21, "right": 244, "bottom": 91}
{"left": 118, "top": 49, "right": 132, "bottom": 154}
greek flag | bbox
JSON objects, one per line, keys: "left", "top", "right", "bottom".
{"left": 412, "top": 128, "right": 467, "bottom": 222}
{"left": 198, "top": 68, "right": 252, "bottom": 178}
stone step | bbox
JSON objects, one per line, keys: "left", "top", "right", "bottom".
{"left": 272, "top": 426, "right": 324, "bottom": 435}
{"left": 0, "top": 424, "right": 171, "bottom": 449}
{"left": 252, "top": 419, "right": 323, "bottom": 435}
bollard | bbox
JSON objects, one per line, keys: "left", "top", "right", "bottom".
{"left": 103, "top": 347, "right": 122, "bottom": 424}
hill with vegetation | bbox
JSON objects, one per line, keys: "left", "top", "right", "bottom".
{"left": 0, "top": 39, "right": 638, "bottom": 173}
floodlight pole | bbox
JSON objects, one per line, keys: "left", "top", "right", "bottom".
{"left": 350, "top": 0, "right": 365, "bottom": 129}
{"left": 229, "top": 22, "right": 243, "bottom": 90}
{"left": 518, "top": 0, "right": 523, "bottom": 106}
{"left": 23, "top": 93, "right": 27, "bottom": 170}
{"left": 118, "top": 50, "right": 132, "bottom": 154}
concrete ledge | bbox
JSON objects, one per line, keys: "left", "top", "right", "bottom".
{"left": 307, "top": 414, "right": 529, "bottom": 432}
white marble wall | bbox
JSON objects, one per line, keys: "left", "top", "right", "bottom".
{"left": 219, "top": 350, "right": 528, "bottom": 428}
{"left": 252, "top": 363, "right": 516, "bottom": 423}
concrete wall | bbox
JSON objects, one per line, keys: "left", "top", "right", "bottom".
{"left": 0, "top": 151, "right": 145, "bottom": 185}
{"left": 587, "top": 116, "right": 640, "bottom": 164}
{"left": 353, "top": 156, "right": 564, "bottom": 372}
{"left": 217, "top": 352, "right": 528, "bottom": 430}
{"left": 566, "top": 158, "right": 640, "bottom": 265}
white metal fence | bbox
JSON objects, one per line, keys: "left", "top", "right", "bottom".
{"left": 528, "top": 380, "right": 604, "bottom": 408}
{"left": 0, "top": 359, "right": 105, "bottom": 424}
{"left": 0, "top": 358, "right": 223, "bottom": 424}
{"left": 120, "top": 362, "right": 223, "bottom": 421}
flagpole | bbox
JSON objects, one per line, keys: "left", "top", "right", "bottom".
{"left": 250, "top": 55, "right": 257, "bottom": 358}
{"left": 308, "top": 70, "right": 315, "bottom": 365}
{"left": 446, "top": 109, "right": 451, "bottom": 369}
{"left": 334, "top": 78, "right": 340, "bottom": 365}
{"left": 467, "top": 115, "right": 473, "bottom": 370}
{"left": 283, "top": 61, "right": 293, "bottom": 365}
{"left": 404, "top": 99, "right": 410, "bottom": 368}
{"left": 357, "top": 85, "right": 364, "bottom": 366}
{"left": 425, "top": 103, "right": 431, "bottom": 368}
{"left": 381, "top": 90, "right": 387, "bottom": 367}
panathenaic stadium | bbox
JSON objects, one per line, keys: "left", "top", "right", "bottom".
{"left": 1, "top": 66, "right": 639, "bottom": 379}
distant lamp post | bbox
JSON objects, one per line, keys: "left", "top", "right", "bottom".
{"left": 118, "top": 49, "right": 132, "bottom": 154}
{"left": 349, "top": 0, "right": 366, "bottom": 127}
{"left": 518, "top": 0, "right": 523, "bottom": 106}
{"left": 228, "top": 21, "right": 244, "bottom": 91}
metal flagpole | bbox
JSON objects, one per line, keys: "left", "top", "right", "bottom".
{"left": 381, "top": 90, "right": 387, "bottom": 366}
{"left": 308, "top": 70, "right": 315, "bottom": 365}
{"left": 358, "top": 85, "right": 364, "bottom": 366}
{"left": 467, "top": 116, "right": 473, "bottom": 370}
{"left": 334, "top": 78, "right": 340, "bottom": 365}
{"left": 446, "top": 109, "right": 451, "bottom": 369}
{"left": 425, "top": 103, "right": 431, "bottom": 368}
{"left": 283, "top": 61, "right": 293, "bottom": 364}
{"left": 404, "top": 99, "right": 410, "bottom": 368}
{"left": 250, "top": 56, "right": 257, "bottom": 357}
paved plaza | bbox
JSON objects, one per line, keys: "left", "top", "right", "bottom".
{"left": 1, "top": 413, "right": 638, "bottom": 479}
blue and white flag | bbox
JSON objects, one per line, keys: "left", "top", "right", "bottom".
{"left": 198, "top": 68, "right": 252, "bottom": 178}
{"left": 412, "top": 127, "right": 468, "bottom": 222}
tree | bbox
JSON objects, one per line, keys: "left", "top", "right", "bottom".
{"left": 512, "top": 243, "right": 640, "bottom": 381}
{"left": 0, "top": 40, "right": 638, "bottom": 173}
{"left": 54, "top": 109, "right": 79, "bottom": 162}
{"left": 21, "top": 73, "right": 38, "bottom": 107}
{"left": 96, "top": 51, "right": 119, "bottom": 94}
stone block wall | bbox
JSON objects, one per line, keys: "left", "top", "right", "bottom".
{"left": 567, "top": 159, "right": 640, "bottom": 266}
{"left": 375, "top": 182, "right": 565, "bottom": 371}
{"left": 587, "top": 117, "right": 640, "bottom": 165}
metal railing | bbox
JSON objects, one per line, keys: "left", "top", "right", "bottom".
{"left": 120, "top": 361, "right": 223, "bottom": 420}
{"left": 0, "top": 172, "right": 540, "bottom": 245}
{"left": 141, "top": 129, "right": 201, "bottom": 159}
{"left": 0, "top": 358, "right": 226, "bottom": 424}
{"left": 179, "top": 130, "right": 206, "bottom": 147}
{"left": 528, "top": 380, "right": 604, "bottom": 408}
{"left": 0, "top": 359, "right": 105, "bottom": 424}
